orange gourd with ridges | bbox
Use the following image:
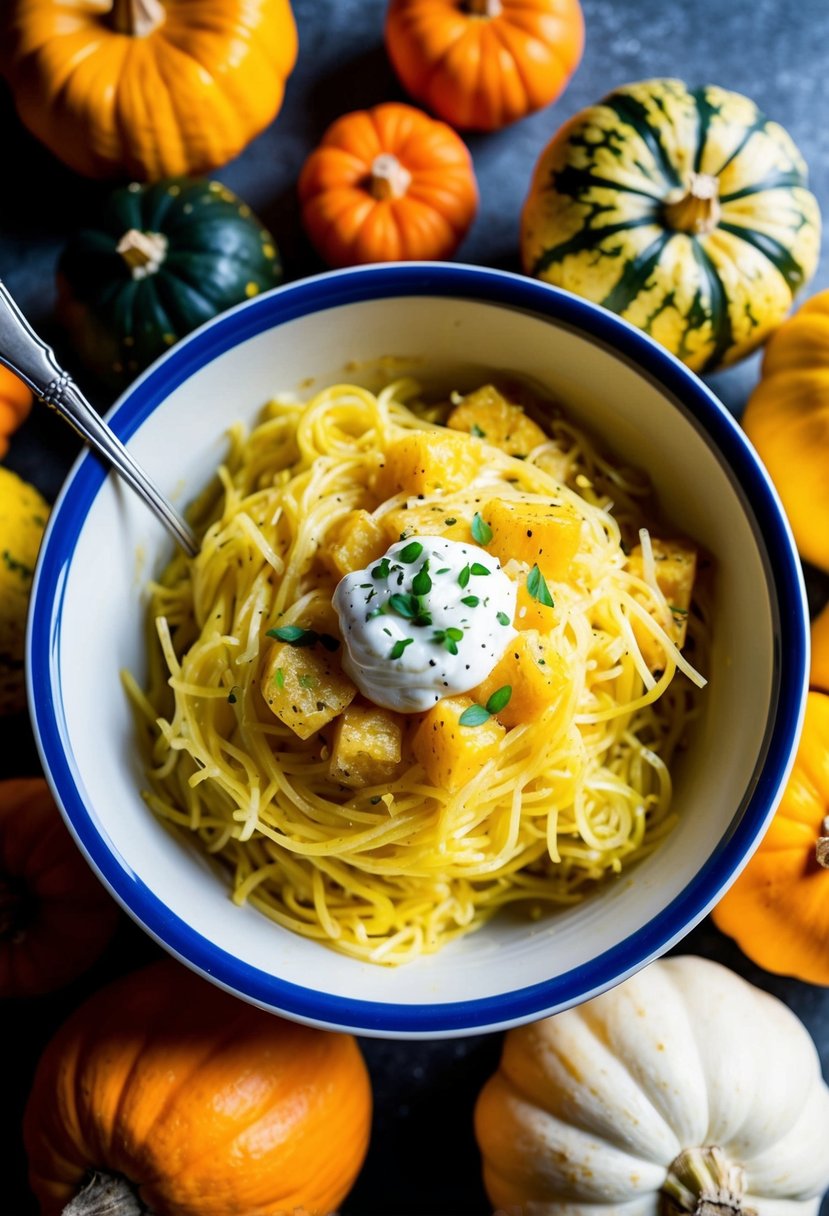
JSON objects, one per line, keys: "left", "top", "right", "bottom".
{"left": 24, "top": 959, "right": 372, "bottom": 1215}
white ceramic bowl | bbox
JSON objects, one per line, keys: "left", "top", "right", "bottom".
{"left": 28, "top": 263, "right": 808, "bottom": 1038}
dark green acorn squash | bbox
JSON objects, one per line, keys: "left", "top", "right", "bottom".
{"left": 521, "top": 79, "right": 821, "bottom": 373}
{"left": 58, "top": 177, "right": 281, "bottom": 391}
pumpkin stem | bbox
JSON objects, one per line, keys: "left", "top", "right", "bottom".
{"left": 466, "top": 0, "right": 504, "bottom": 15}
{"left": 370, "top": 154, "right": 413, "bottom": 201}
{"left": 661, "top": 1146, "right": 757, "bottom": 1216}
{"left": 0, "top": 873, "right": 32, "bottom": 942}
{"left": 663, "top": 173, "right": 722, "bottom": 236}
{"left": 109, "top": 0, "right": 166, "bottom": 37}
{"left": 816, "top": 815, "right": 829, "bottom": 868}
{"left": 62, "top": 1171, "right": 151, "bottom": 1216}
{"left": 117, "top": 230, "right": 170, "bottom": 281}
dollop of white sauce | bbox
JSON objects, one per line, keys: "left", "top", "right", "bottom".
{"left": 333, "top": 536, "right": 517, "bottom": 712}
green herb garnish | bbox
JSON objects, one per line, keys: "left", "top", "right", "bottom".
{"left": 470, "top": 423, "right": 486, "bottom": 438}
{"left": 399, "top": 541, "right": 424, "bottom": 563}
{"left": 389, "top": 638, "right": 414, "bottom": 660}
{"left": 461, "top": 595, "right": 479, "bottom": 607}
{"left": 471, "top": 512, "right": 492, "bottom": 545}
{"left": 496, "top": 611, "right": 511, "bottom": 626}
{"left": 266, "top": 625, "right": 340, "bottom": 651}
{"left": 470, "top": 562, "right": 490, "bottom": 577}
{"left": 459, "top": 686, "right": 512, "bottom": 727}
{"left": 526, "top": 564, "right": 554, "bottom": 607}
{"left": 298, "top": 674, "right": 317, "bottom": 689}
{"left": 411, "top": 561, "right": 432, "bottom": 597}
{"left": 371, "top": 557, "right": 391, "bottom": 580}
{"left": 458, "top": 564, "right": 471, "bottom": 589}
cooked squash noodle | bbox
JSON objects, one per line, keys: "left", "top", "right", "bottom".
{"left": 127, "top": 381, "right": 707, "bottom": 964}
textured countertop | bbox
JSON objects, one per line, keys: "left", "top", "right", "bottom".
{"left": 2, "top": 1, "right": 829, "bottom": 1213}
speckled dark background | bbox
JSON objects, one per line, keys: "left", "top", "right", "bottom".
{"left": 2, "top": 2, "right": 829, "bottom": 1213}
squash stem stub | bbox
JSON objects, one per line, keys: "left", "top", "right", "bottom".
{"left": 663, "top": 173, "right": 722, "bottom": 236}
{"left": 116, "top": 230, "right": 169, "bottom": 281}
{"left": 661, "top": 1146, "right": 757, "bottom": 1216}
{"left": 110, "top": 0, "right": 166, "bottom": 37}
{"left": 816, "top": 815, "right": 829, "bottom": 868}
{"left": 62, "top": 1171, "right": 151, "bottom": 1216}
{"left": 370, "top": 154, "right": 412, "bottom": 201}
{"left": 466, "top": 0, "right": 504, "bottom": 15}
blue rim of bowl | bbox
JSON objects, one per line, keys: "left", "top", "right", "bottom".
{"left": 28, "top": 262, "right": 808, "bottom": 1036}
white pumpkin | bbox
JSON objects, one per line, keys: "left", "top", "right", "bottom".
{"left": 475, "top": 956, "right": 829, "bottom": 1215}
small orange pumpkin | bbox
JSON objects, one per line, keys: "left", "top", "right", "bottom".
{"left": 298, "top": 101, "right": 478, "bottom": 267}
{"left": 811, "top": 602, "right": 829, "bottom": 694}
{"left": 0, "top": 778, "right": 118, "bottom": 997}
{"left": 1, "top": 0, "right": 298, "bottom": 180}
{"left": 712, "top": 690, "right": 829, "bottom": 984}
{"left": 385, "top": 0, "right": 584, "bottom": 131}
{"left": 24, "top": 958, "right": 373, "bottom": 1216}
{"left": 0, "top": 366, "right": 32, "bottom": 458}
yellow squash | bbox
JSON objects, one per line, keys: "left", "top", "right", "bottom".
{"left": 1, "top": 0, "right": 298, "bottom": 180}
{"left": 742, "top": 291, "right": 829, "bottom": 572}
{"left": 522, "top": 79, "right": 820, "bottom": 372}
{"left": 0, "top": 467, "right": 48, "bottom": 715}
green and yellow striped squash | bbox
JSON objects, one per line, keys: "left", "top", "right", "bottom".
{"left": 521, "top": 79, "right": 821, "bottom": 373}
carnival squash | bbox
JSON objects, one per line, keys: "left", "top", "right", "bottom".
{"left": 712, "top": 691, "right": 829, "bottom": 985}
{"left": 0, "top": 466, "right": 48, "bottom": 715}
{"left": 521, "top": 79, "right": 820, "bottom": 373}
{"left": 24, "top": 958, "right": 372, "bottom": 1216}
{"left": 0, "top": 778, "right": 118, "bottom": 998}
{"left": 475, "top": 954, "right": 829, "bottom": 1213}
{"left": 385, "top": 0, "right": 584, "bottom": 131}
{"left": 742, "top": 291, "right": 829, "bottom": 572}
{"left": 57, "top": 177, "right": 281, "bottom": 391}
{"left": 0, "top": 0, "right": 298, "bottom": 181}
{"left": 0, "top": 366, "right": 32, "bottom": 458}
{"left": 298, "top": 102, "right": 478, "bottom": 267}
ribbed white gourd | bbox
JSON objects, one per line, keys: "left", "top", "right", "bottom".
{"left": 475, "top": 956, "right": 829, "bottom": 1215}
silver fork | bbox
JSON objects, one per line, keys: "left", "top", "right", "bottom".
{"left": 0, "top": 278, "right": 198, "bottom": 558}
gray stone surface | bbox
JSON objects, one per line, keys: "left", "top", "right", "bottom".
{"left": 2, "top": 1, "right": 829, "bottom": 1212}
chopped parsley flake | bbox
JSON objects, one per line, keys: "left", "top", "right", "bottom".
{"left": 461, "top": 595, "right": 479, "bottom": 607}
{"left": 458, "top": 564, "right": 471, "bottom": 589}
{"left": 496, "top": 611, "right": 511, "bottom": 626}
{"left": 471, "top": 562, "right": 490, "bottom": 576}
{"left": 470, "top": 423, "right": 486, "bottom": 438}
{"left": 372, "top": 557, "right": 391, "bottom": 580}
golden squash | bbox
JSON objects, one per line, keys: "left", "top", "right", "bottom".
{"left": 522, "top": 79, "right": 820, "bottom": 372}
{"left": 811, "top": 601, "right": 829, "bottom": 694}
{"left": 0, "top": 366, "right": 32, "bottom": 458}
{"left": 1, "top": 0, "right": 298, "bottom": 180}
{"left": 0, "top": 466, "right": 48, "bottom": 715}
{"left": 742, "top": 290, "right": 829, "bottom": 572}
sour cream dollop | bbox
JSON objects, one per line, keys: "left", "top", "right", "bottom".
{"left": 332, "top": 535, "right": 517, "bottom": 712}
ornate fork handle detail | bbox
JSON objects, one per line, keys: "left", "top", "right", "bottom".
{"left": 0, "top": 278, "right": 198, "bottom": 558}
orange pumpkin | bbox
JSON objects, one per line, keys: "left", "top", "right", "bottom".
{"left": 0, "top": 0, "right": 298, "bottom": 180}
{"left": 712, "top": 691, "right": 829, "bottom": 984}
{"left": 0, "top": 366, "right": 32, "bottom": 458}
{"left": 385, "top": 0, "right": 584, "bottom": 131}
{"left": 298, "top": 102, "right": 479, "bottom": 267}
{"left": 24, "top": 959, "right": 373, "bottom": 1216}
{"left": 0, "top": 778, "right": 118, "bottom": 997}
{"left": 811, "top": 602, "right": 829, "bottom": 694}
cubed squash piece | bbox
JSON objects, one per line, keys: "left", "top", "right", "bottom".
{"left": 472, "top": 631, "right": 570, "bottom": 728}
{"left": 380, "top": 502, "right": 473, "bottom": 547}
{"left": 628, "top": 537, "right": 697, "bottom": 669}
{"left": 447, "top": 384, "right": 547, "bottom": 457}
{"left": 323, "top": 510, "right": 388, "bottom": 578}
{"left": 514, "top": 578, "right": 557, "bottom": 632}
{"left": 373, "top": 430, "right": 482, "bottom": 500}
{"left": 261, "top": 641, "right": 356, "bottom": 740}
{"left": 328, "top": 704, "right": 404, "bottom": 789}
{"left": 484, "top": 497, "right": 581, "bottom": 580}
{"left": 411, "top": 696, "right": 505, "bottom": 792}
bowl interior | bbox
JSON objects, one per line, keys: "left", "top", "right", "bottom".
{"left": 30, "top": 269, "right": 804, "bottom": 1035}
